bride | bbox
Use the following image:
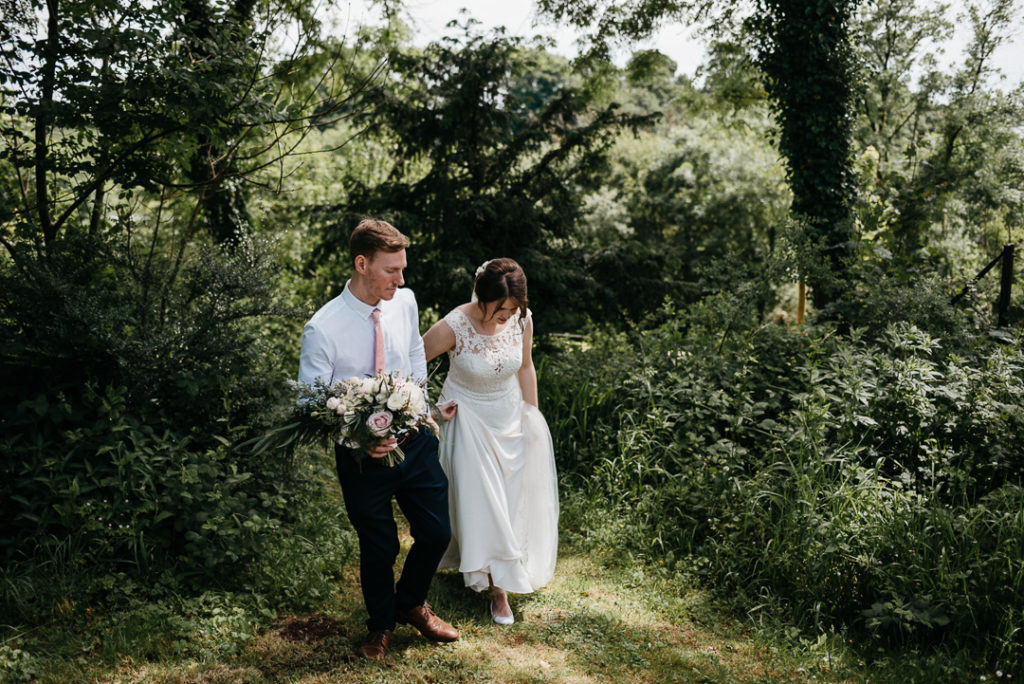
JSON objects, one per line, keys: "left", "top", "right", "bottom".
{"left": 423, "top": 258, "right": 559, "bottom": 625}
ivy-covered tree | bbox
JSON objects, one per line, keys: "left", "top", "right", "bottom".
{"left": 746, "top": 0, "right": 860, "bottom": 309}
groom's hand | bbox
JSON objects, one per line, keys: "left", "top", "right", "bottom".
{"left": 369, "top": 437, "right": 397, "bottom": 459}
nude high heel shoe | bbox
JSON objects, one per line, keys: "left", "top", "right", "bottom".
{"left": 490, "top": 597, "right": 514, "bottom": 625}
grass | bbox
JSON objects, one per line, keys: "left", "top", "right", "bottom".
{"left": 3, "top": 512, "right": 871, "bottom": 684}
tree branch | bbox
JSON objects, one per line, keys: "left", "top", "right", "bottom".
{"left": 52, "top": 126, "right": 180, "bottom": 234}
{"left": 35, "top": 0, "right": 60, "bottom": 246}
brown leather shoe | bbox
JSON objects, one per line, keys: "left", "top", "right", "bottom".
{"left": 395, "top": 602, "right": 459, "bottom": 642}
{"left": 357, "top": 629, "right": 391, "bottom": 660}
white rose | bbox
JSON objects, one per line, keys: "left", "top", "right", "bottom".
{"left": 325, "top": 396, "right": 341, "bottom": 412}
{"left": 407, "top": 386, "right": 426, "bottom": 416}
{"left": 387, "top": 390, "right": 407, "bottom": 411}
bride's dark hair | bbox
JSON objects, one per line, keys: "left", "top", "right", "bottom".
{"left": 474, "top": 258, "right": 528, "bottom": 325}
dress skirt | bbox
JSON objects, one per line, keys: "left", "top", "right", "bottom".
{"left": 437, "top": 381, "right": 559, "bottom": 593}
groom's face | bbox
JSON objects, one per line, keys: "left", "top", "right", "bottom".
{"left": 359, "top": 248, "right": 407, "bottom": 302}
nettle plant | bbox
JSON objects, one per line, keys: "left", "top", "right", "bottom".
{"left": 540, "top": 294, "right": 1024, "bottom": 663}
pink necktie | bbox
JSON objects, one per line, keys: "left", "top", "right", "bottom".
{"left": 370, "top": 308, "right": 385, "bottom": 375}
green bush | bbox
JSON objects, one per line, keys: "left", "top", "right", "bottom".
{"left": 539, "top": 288, "right": 1024, "bottom": 667}
{"left": 0, "top": 232, "right": 354, "bottom": 619}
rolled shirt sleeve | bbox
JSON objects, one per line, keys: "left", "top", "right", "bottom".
{"left": 297, "top": 323, "right": 334, "bottom": 387}
{"left": 408, "top": 295, "right": 427, "bottom": 383}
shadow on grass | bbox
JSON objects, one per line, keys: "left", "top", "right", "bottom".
{"left": 428, "top": 569, "right": 494, "bottom": 627}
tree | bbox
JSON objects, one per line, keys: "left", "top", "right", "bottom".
{"left": 0, "top": 0, "right": 380, "bottom": 586}
{"left": 539, "top": 0, "right": 862, "bottom": 310}
{"left": 746, "top": 0, "right": 860, "bottom": 309}
{"left": 309, "top": 22, "right": 656, "bottom": 329}
{"left": 851, "top": 0, "right": 1024, "bottom": 269}
{"left": 0, "top": 0, "right": 362, "bottom": 252}
{"left": 0, "top": 0, "right": 369, "bottom": 408}
{"left": 536, "top": 0, "right": 723, "bottom": 62}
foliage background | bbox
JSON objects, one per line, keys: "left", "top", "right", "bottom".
{"left": 2, "top": 0, "right": 1023, "bottom": 679}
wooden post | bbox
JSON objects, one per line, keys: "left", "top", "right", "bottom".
{"left": 998, "top": 243, "right": 1015, "bottom": 327}
{"left": 796, "top": 279, "right": 806, "bottom": 324}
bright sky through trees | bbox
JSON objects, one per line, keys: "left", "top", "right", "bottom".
{"left": 338, "top": 0, "right": 1023, "bottom": 86}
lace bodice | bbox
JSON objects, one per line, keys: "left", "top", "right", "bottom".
{"left": 443, "top": 307, "right": 530, "bottom": 398}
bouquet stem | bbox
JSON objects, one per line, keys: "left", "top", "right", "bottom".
{"left": 382, "top": 444, "right": 405, "bottom": 468}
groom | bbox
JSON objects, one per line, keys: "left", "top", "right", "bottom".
{"left": 297, "top": 217, "right": 458, "bottom": 660}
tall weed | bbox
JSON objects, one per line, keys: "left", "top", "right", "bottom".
{"left": 539, "top": 295, "right": 1024, "bottom": 667}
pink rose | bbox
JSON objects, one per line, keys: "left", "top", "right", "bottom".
{"left": 366, "top": 410, "right": 394, "bottom": 436}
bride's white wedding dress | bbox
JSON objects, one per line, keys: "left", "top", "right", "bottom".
{"left": 437, "top": 308, "right": 559, "bottom": 593}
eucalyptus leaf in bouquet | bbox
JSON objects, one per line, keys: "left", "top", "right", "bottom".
{"left": 252, "top": 373, "right": 437, "bottom": 468}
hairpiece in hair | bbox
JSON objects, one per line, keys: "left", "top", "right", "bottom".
{"left": 474, "top": 259, "right": 493, "bottom": 279}
{"left": 471, "top": 259, "right": 494, "bottom": 301}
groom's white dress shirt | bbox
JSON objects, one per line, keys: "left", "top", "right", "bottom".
{"left": 298, "top": 281, "right": 427, "bottom": 386}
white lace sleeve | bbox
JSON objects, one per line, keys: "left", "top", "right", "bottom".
{"left": 443, "top": 309, "right": 472, "bottom": 356}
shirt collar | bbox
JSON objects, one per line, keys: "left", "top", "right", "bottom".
{"left": 342, "top": 280, "right": 381, "bottom": 319}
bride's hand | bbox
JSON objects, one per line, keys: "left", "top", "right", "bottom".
{"left": 438, "top": 400, "right": 458, "bottom": 422}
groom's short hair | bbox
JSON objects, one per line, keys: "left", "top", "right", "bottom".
{"left": 350, "top": 218, "right": 410, "bottom": 262}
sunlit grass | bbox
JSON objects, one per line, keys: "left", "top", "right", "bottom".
{"left": 10, "top": 516, "right": 868, "bottom": 684}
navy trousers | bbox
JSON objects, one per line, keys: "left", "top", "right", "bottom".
{"left": 335, "top": 428, "right": 451, "bottom": 631}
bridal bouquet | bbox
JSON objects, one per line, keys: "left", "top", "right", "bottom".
{"left": 253, "top": 373, "right": 436, "bottom": 468}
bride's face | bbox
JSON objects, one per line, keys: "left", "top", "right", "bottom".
{"left": 483, "top": 298, "right": 519, "bottom": 325}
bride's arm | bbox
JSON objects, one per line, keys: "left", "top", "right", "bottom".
{"left": 422, "top": 319, "right": 456, "bottom": 362}
{"left": 517, "top": 317, "right": 538, "bottom": 407}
